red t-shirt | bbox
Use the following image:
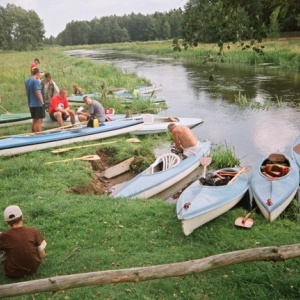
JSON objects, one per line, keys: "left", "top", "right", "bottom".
{"left": 0, "top": 226, "right": 46, "bottom": 278}
{"left": 48, "top": 94, "right": 70, "bottom": 114}
{"left": 30, "top": 62, "right": 38, "bottom": 72}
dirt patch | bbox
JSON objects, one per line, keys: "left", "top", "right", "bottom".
{"left": 67, "top": 150, "right": 136, "bottom": 195}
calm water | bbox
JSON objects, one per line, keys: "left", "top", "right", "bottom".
{"left": 68, "top": 49, "right": 300, "bottom": 166}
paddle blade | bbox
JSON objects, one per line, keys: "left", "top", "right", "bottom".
{"left": 126, "top": 138, "right": 140, "bottom": 143}
{"left": 80, "top": 155, "right": 101, "bottom": 161}
{"left": 51, "top": 148, "right": 71, "bottom": 154}
{"left": 235, "top": 217, "right": 254, "bottom": 228}
{"left": 200, "top": 156, "right": 212, "bottom": 166}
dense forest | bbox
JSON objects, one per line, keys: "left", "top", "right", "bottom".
{"left": 1, "top": 0, "right": 300, "bottom": 51}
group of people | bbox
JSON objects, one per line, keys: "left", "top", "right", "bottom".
{"left": 25, "top": 58, "right": 106, "bottom": 133}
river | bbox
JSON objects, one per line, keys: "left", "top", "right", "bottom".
{"left": 68, "top": 49, "right": 300, "bottom": 166}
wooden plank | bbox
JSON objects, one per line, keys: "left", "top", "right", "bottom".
{"left": 99, "top": 157, "right": 135, "bottom": 179}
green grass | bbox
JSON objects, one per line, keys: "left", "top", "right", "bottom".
{"left": 1, "top": 46, "right": 300, "bottom": 299}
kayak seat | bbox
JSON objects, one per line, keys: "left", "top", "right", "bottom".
{"left": 149, "top": 152, "right": 181, "bottom": 174}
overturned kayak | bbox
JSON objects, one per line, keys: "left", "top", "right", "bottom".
{"left": 112, "top": 140, "right": 211, "bottom": 199}
{"left": 135, "top": 84, "right": 163, "bottom": 94}
{"left": 177, "top": 168, "right": 249, "bottom": 236}
{"left": 0, "top": 119, "right": 143, "bottom": 156}
{"left": 0, "top": 113, "right": 31, "bottom": 127}
{"left": 67, "top": 93, "right": 100, "bottom": 102}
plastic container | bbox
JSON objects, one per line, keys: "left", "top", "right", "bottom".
{"left": 93, "top": 119, "right": 99, "bottom": 127}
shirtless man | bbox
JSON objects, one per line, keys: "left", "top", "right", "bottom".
{"left": 168, "top": 123, "right": 202, "bottom": 157}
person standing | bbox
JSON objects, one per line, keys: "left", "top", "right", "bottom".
{"left": 0, "top": 205, "right": 47, "bottom": 278}
{"left": 30, "top": 58, "right": 40, "bottom": 74}
{"left": 40, "top": 72, "right": 59, "bottom": 110}
{"left": 77, "top": 96, "right": 106, "bottom": 124}
{"left": 168, "top": 123, "right": 202, "bottom": 157}
{"left": 48, "top": 88, "right": 75, "bottom": 127}
{"left": 25, "top": 68, "right": 45, "bottom": 133}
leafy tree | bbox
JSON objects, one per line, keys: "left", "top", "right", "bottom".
{"left": 0, "top": 4, "right": 44, "bottom": 50}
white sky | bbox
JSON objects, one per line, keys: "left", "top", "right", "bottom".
{"left": 0, "top": 0, "right": 188, "bottom": 37}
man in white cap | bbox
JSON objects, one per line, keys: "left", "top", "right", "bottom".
{"left": 0, "top": 205, "right": 47, "bottom": 278}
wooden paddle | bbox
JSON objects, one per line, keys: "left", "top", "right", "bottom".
{"left": 126, "top": 138, "right": 140, "bottom": 143}
{"left": 51, "top": 141, "right": 117, "bottom": 154}
{"left": 0, "top": 122, "right": 86, "bottom": 139}
{"left": 0, "top": 96, "right": 10, "bottom": 114}
{"left": 227, "top": 166, "right": 251, "bottom": 185}
{"left": 45, "top": 155, "right": 100, "bottom": 165}
{"left": 235, "top": 208, "right": 256, "bottom": 228}
{"left": 200, "top": 156, "right": 212, "bottom": 178}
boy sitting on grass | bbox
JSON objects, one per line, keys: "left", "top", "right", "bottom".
{"left": 0, "top": 205, "right": 47, "bottom": 278}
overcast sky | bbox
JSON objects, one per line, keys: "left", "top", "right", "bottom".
{"left": 1, "top": 0, "right": 188, "bottom": 37}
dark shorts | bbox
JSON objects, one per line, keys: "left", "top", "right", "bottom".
{"left": 50, "top": 113, "right": 69, "bottom": 121}
{"left": 30, "top": 107, "right": 45, "bottom": 119}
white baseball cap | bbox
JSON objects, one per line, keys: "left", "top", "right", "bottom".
{"left": 4, "top": 205, "right": 23, "bottom": 222}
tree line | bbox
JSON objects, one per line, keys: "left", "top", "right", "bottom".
{"left": 1, "top": 1, "right": 300, "bottom": 51}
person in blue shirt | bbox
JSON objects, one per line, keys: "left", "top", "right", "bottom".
{"left": 25, "top": 68, "right": 45, "bottom": 133}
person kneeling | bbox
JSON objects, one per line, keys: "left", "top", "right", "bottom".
{"left": 0, "top": 205, "right": 47, "bottom": 278}
{"left": 48, "top": 88, "right": 75, "bottom": 127}
{"left": 77, "top": 96, "right": 106, "bottom": 126}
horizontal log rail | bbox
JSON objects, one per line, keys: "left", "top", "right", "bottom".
{"left": 1, "top": 244, "right": 300, "bottom": 297}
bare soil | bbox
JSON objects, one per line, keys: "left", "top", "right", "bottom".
{"left": 67, "top": 150, "right": 136, "bottom": 195}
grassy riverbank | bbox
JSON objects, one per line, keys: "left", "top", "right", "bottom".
{"left": 87, "top": 38, "right": 300, "bottom": 70}
{"left": 1, "top": 47, "right": 300, "bottom": 299}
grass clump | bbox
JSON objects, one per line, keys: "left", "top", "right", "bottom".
{"left": 210, "top": 142, "right": 241, "bottom": 169}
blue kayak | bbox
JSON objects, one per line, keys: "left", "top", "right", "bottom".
{"left": 112, "top": 140, "right": 211, "bottom": 199}
{"left": 250, "top": 154, "right": 299, "bottom": 221}
{"left": 67, "top": 93, "right": 100, "bottom": 102}
{"left": 0, "top": 119, "right": 143, "bottom": 156}
{"left": 177, "top": 168, "right": 249, "bottom": 235}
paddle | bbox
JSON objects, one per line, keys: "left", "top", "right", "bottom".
{"left": 0, "top": 122, "right": 86, "bottom": 139}
{"left": 0, "top": 96, "right": 10, "bottom": 114}
{"left": 45, "top": 155, "right": 100, "bottom": 165}
{"left": 51, "top": 141, "right": 117, "bottom": 154}
{"left": 200, "top": 156, "right": 212, "bottom": 179}
{"left": 227, "top": 166, "right": 251, "bottom": 185}
{"left": 235, "top": 208, "right": 256, "bottom": 228}
{"left": 126, "top": 138, "right": 141, "bottom": 143}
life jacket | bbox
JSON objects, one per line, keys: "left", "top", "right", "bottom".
{"left": 41, "top": 80, "right": 55, "bottom": 104}
{"left": 264, "top": 164, "right": 290, "bottom": 177}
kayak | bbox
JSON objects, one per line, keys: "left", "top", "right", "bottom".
{"left": 0, "top": 119, "right": 144, "bottom": 156}
{"left": 0, "top": 113, "right": 32, "bottom": 127}
{"left": 250, "top": 154, "right": 299, "bottom": 221}
{"left": 177, "top": 168, "right": 249, "bottom": 236}
{"left": 112, "top": 140, "right": 211, "bottom": 199}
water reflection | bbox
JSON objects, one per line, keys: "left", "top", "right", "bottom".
{"left": 67, "top": 49, "right": 300, "bottom": 165}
